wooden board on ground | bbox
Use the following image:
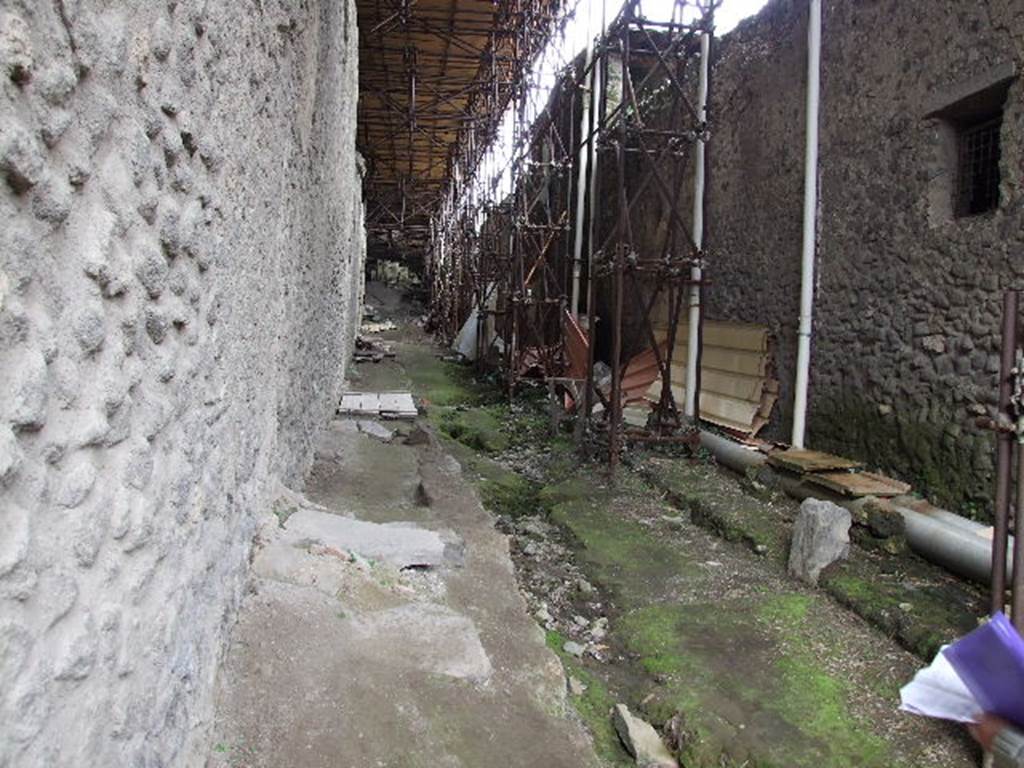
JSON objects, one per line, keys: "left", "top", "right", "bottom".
{"left": 805, "top": 470, "right": 912, "bottom": 498}
{"left": 767, "top": 448, "right": 864, "bottom": 474}
{"left": 339, "top": 391, "right": 418, "bottom": 419}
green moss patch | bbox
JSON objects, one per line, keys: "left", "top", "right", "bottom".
{"left": 479, "top": 472, "right": 542, "bottom": 519}
{"left": 820, "top": 556, "right": 983, "bottom": 660}
{"left": 436, "top": 406, "right": 511, "bottom": 453}
{"left": 400, "top": 344, "right": 489, "bottom": 407}
{"left": 546, "top": 490, "right": 698, "bottom": 604}
{"left": 643, "top": 458, "right": 789, "bottom": 560}
{"left": 545, "top": 630, "right": 632, "bottom": 766}
{"left": 809, "top": 392, "right": 993, "bottom": 521}
{"left": 619, "top": 599, "right": 897, "bottom": 768}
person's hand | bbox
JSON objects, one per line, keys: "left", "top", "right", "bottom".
{"left": 970, "top": 713, "right": 1011, "bottom": 752}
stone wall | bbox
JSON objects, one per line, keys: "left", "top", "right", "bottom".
{"left": 0, "top": 0, "right": 362, "bottom": 765}
{"left": 700, "top": 0, "right": 1024, "bottom": 516}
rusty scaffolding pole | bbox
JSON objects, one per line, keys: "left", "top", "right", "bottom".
{"left": 577, "top": 0, "right": 715, "bottom": 468}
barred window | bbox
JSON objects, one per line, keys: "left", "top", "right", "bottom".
{"left": 956, "top": 113, "right": 1002, "bottom": 218}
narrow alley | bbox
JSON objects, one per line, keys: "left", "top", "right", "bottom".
{"left": 2, "top": 0, "right": 1023, "bottom": 767}
{"left": 211, "top": 283, "right": 978, "bottom": 768}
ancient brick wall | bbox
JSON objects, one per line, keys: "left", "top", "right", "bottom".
{"left": 0, "top": 0, "right": 362, "bottom": 764}
{"left": 702, "top": 0, "right": 1023, "bottom": 515}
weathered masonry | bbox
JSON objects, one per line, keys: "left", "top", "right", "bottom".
{"left": 703, "top": 0, "right": 1023, "bottom": 514}
{"left": 0, "top": 1, "right": 364, "bottom": 765}
{"left": 427, "top": 0, "right": 1023, "bottom": 520}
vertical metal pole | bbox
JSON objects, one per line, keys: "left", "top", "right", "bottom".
{"left": 609, "top": 31, "right": 627, "bottom": 471}
{"left": 581, "top": 33, "right": 607, "bottom": 437}
{"left": 791, "top": 0, "right": 822, "bottom": 449}
{"left": 694, "top": 24, "right": 714, "bottom": 428}
{"left": 1013, "top": 440, "right": 1024, "bottom": 631}
{"left": 685, "top": 31, "right": 710, "bottom": 419}
{"left": 993, "top": 290, "right": 1018, "bottom": 615}
{"left": 570, "top": 7, "right": 595, "bottom": 319}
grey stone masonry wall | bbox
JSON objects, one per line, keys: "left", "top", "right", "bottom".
{"left": 0, "top": 0, "right": 362, "bottom": 765}
{"left": 703, "top": 0, "right": 1024, "bottom": 517}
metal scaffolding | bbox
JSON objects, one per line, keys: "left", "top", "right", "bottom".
{"left": 578, "top": 1, "right": 714, "bottom": 467}
{"left": 358, "top": 0, "right": 717, "bottom": 468}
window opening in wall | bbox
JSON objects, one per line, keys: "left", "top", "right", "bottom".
{"left": 956, "top": 112, "right": 1002, "bottom": 217}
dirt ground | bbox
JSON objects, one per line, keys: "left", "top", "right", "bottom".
{"left": 209, "top": 283, "right": 983, "bottom": 767}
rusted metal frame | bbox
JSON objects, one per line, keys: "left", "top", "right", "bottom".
{"left": 990, "top": 291, "right": 1019, "bottom": 617}
{"left": 633, "top": 19, "right": 702, "bottom": 125}
{"left": 403, "top": 16, "right": 494, "bottom": 61}
{"left": 594, "top": 28, "right": 699, "bottom": 146}
{"left": 580, "top": 3, "right": 711, "bottom": 466}
{"left": 630, "top": 128, "right": 702, "bottom": 258}
{"left": 623, "top": 164, "right": 690, "bottom": 431}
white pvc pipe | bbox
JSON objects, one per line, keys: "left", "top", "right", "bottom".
{"left": 684, "top": 32, "right": 710, "bottom": 418}
{"left": 571, "top": 14, "right": 595, "bottom": 319}
{"left": 584, "top": 29, "right": 603, "bottom": 321}
{"left": 791, "top": 0, "right": 822, "bottom": 449}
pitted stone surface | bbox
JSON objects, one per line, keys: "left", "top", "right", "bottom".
{"left": 624, "top": 0, "right": 1024, "bottom": 515}
{"left": 788, "top": 498, "right": 852, "bottom": 586}
{"left": 0, "top": 1, "right": 364, "bottom": 766}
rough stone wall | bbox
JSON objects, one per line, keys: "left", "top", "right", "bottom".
{"left": 0, "top": 0, "right": 362, "bottom": 765}
{"left": 701, "top": 0, "right": 1023, "bottom": 516}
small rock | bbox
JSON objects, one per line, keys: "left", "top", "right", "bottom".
{"left": 866, "top": 503, "right": 905, "bottom": 539}
{"left": 568, "top": 676, "right": 587, "bottom": 696}
{"left": 788, "top": 498, "right": 851, "bottom": 586}
{"left": 660, "top": 515, "right": 686, "bottom": 530}
{"left": 577, "top": 577, "right": 596, "bottom": 596}
{"left": 522, "top": 541, "right": 541, "bottom": 558}
{"left": 534, "top": 606, "right": 553, "bottom": 624}
{"left": 357, "top": 420, "right": 394, "bottom": 442}
{"left": 563, "top": 641, "right": 585, "bottom": 658}
{"left": 922, "top": 335, "right": 946, "bottom": 355}
{"left": 612, "top": 704, "right": 678, "bottom": 768}
{"left": 403, "top": 426, "right": 430, "bottom": 446}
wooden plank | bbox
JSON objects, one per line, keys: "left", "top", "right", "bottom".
{"left": 644, "top": 382, "right": 761, "bottom": 434}
{"left": 806, "top": 471, "right": 912, "bottom": 498}
{"left": 339, "top": 391, "right": 416, "bottom": 418}
{"left": 654, "top": 320, "right": 769, "bottom": 352}
{"left": 662, "top": 348, "right": 769, "bottom": 379}
{"left": 768, "top": 449, "right": 864, "bottom": 474}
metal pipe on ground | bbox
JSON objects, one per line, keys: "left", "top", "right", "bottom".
{"left": 696, "top": 429, "right": 1013, "bottom": 586}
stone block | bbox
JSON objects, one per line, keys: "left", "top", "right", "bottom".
{"left": 788, "top": 498, "right": 851, "bottom": 586}
{"left": 612, "top": 704, "right": 678, "bottom": 768}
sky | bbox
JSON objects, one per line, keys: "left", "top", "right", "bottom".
{"left": 640, "top": 0, "right": 771, "bottom": 35}
{"left": 457, "top": 0, "right": 770, "bottom": 226}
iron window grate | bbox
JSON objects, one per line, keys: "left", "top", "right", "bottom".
{"left": 956, "top": 115, "right": 1002, "bottom": 218}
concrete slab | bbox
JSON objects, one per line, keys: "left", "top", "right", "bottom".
{"left": 209, "top": 326, "right": 597, "bottom": 768}
{"left": 283, "top": 507, "right": 448, "bottom": 569}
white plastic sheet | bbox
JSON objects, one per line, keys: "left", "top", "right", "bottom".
{"left": 899, "top": 646, "right": 981, "bottom": 724}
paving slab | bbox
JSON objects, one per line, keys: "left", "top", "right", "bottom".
{"left": 209, "top": 329, "right": 597, "bottom": 768}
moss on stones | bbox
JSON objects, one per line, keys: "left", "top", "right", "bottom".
{"left": 436, "top": 406, "right": 510, "bottom": 453}
{"left": 619, "top": 599, "right": 899, "bottom": 768}
{"left": 643, "top": 458, "right": 789, "bottom": 560}
{"left": 809, "top": 392, "right": 995, "bottom": 522}
{"left": 820, "top": 558, "right": 982, "bottom": 660}
{"left": 544, "top": 630, "right": 633, "bottom": 766}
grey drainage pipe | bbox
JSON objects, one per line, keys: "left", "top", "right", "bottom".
{"left": 697, "top": 430, "right": 1013, "bottom": 586}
